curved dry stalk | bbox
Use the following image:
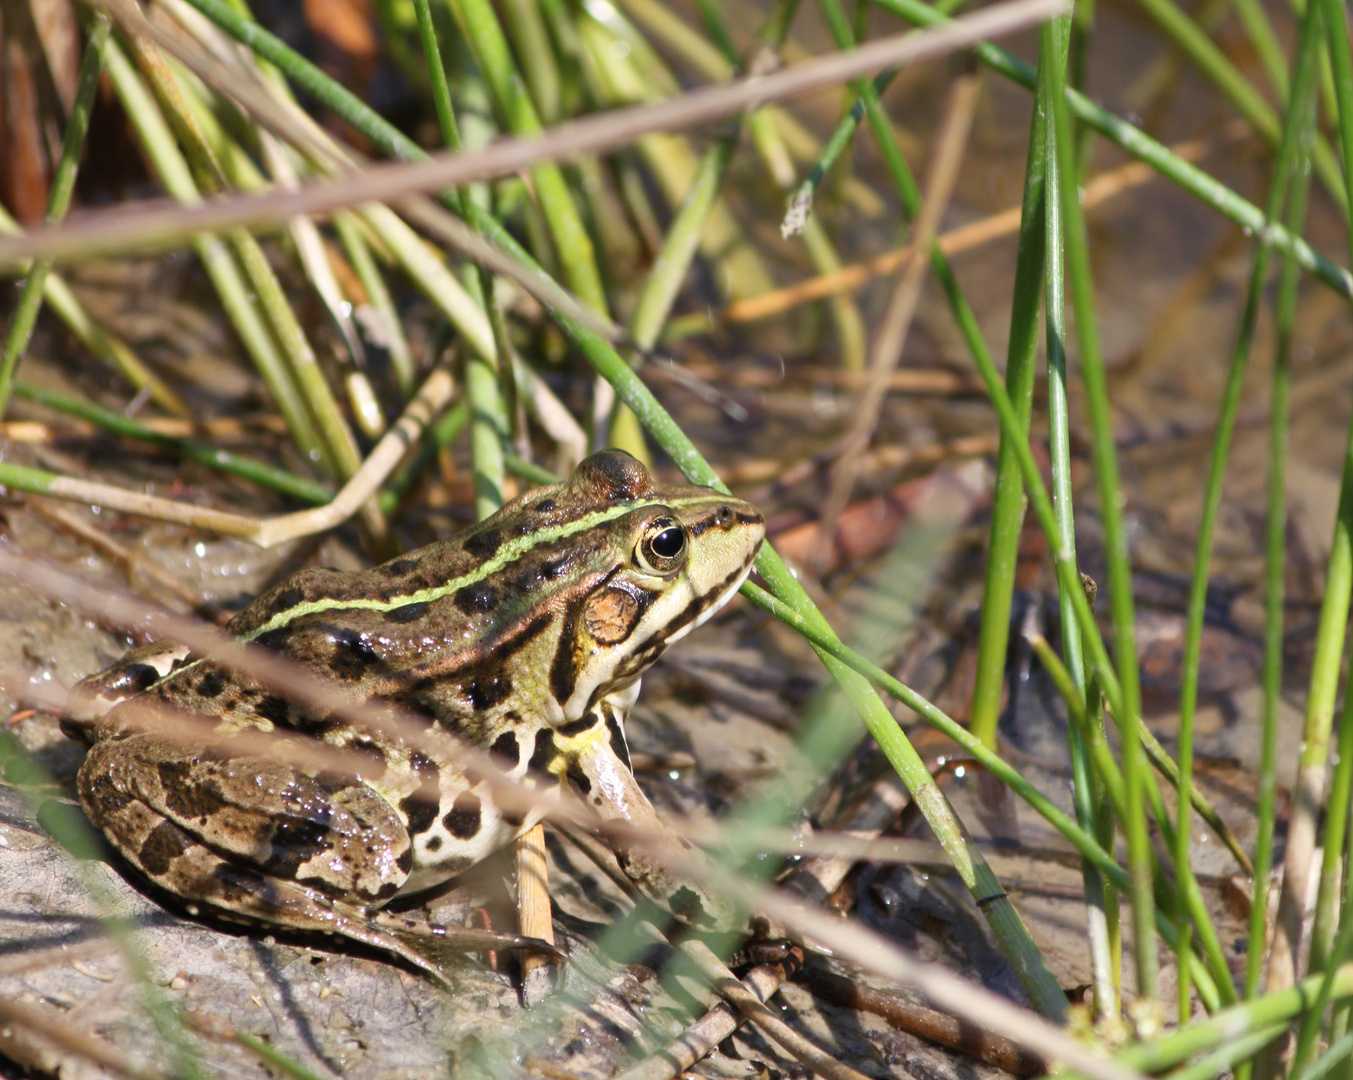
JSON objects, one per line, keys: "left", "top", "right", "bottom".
{"left": 0, "top": 369, "right": 454, "bottom": 548}
{"left": 0, "top": 0, "right": 1067, "bottom": 269}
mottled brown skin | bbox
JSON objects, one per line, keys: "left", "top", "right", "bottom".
{"left": 64, "top": 452, "right": 765, "bottom": 982}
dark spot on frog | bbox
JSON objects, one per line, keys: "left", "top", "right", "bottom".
{"left": 466, "top": 673, "right": 511, "bottom": 710}
{"left": 456, "top": 612, "right": 551, "bottom": 711}
{"left": 425, "top": 835, "right": 443, "bottom": 853}
{"left": 266, "top": 586, "right": 304, "bottom": 618}
{"left": 489, "top": 730, "right": 520, "bottom": 767}
{"left": 296, "top": 874, "right": 348, "bottom": 899}
{"left": 378, "top": 558, "right": 418, "bottom": 578}
{"left": 81, "top": 772, "right": 134, "bottom": 819}
{"left": 253, "top": 628, "right": 291, "bottom": 653}
{"left": 537, "top": 555, "right": 569, "bottom": 581}
{"left": 138, "top": 819, "right": 192, "bottom": 875}
{"left": 400, "top": 751, "right": 441, "bottom": 836}
{"left": 605, "top": 713, "right": 632, "bottom": 773}
{"left": 396, "top": 847, "right": 414, "bottom": 875}
{"left": 527, "top": 729, "right": 558, "bottom": 777}
{"left": 195, "top": 671, "right": 226, "bottom": 698}
{"left": 549, "top": 599, "right": 583, "bottom": 705}
{"left": 265, "top": 815, "right": 334, "bottom": 878}
{"left": 454, "top": 583, "right": 497, "bottom": 614}
{"left": 256, "top": 695, "right": 291, "bottom": 726}
{"left": 557, "top": 715, "right": 597, "bottom": 738}
{"left": 443, "top": 793, "right": 482, "bottom": 838}
{"left": 374, "top": 881, "right": 400, "bottom": 901}
{"left": 536, "top": 499, "right": 556, "bottom": 513}
{"left": 667, "top": 886, "right": 709, "bottom": 927}
{"left": 329, "top": 628, "right": 382, "bottom": 680}
{"left": 121, "top": 663, "right": 162, "bottom": 694}
{"left": 386, "top": 601, "right": 430, "bottom": 624}
{"left": 566, "top": 759, "right": 591, "bottom": 796}
{"left": 157, "top": 759, "right": 229, "bottom": 822}
{"left": 463, "top": 528, "right": 502, "bottom": 560}
{"left": 312, "top": 771, "right": 353, "bottom": 796}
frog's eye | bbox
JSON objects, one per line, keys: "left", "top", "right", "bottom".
{"left": 636, "top": 516, "right": 688, "bottom": 574}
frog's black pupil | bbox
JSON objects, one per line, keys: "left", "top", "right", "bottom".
{"left": 652, "top": 527, "right": 685, "bottom": 558}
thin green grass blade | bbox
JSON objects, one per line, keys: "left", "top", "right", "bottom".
{"left": 871, "top": 0, "right": 1353, "bottom": 301}
{"left": 1045, "top": 16, "right": 1156, "bottom": 1001}
{"left": 0, "top": 14, "right": 112, "bottom": 420}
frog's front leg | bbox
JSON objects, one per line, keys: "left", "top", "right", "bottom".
{"left": 76, "top": 732, "right": 459, "bottom": 982}
{"left": 550, "top": 704, "right": 740, "bottom": 931}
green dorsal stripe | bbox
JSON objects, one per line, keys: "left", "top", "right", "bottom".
{"left": 240, "top": 495, "right": 718, "bottom": 642}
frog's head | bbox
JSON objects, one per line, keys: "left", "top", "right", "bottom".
{"left": 543, "top": 451, "right": 765, "bottom": 718}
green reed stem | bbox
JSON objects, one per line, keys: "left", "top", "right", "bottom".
{"left": 1261, "top": 0, "right": 1353, "bottom": 1023}
{"left": 1134, "top": 0, "right": 1345, "bottom": 211}
{"left": 1097, "top": 965, "right": 1353, "bottom": 1076}
{"left": 448, "top": 0, "right": 608, "bottom": 318}
{"left": 1045, "top": 19, "right": 1156, "bottom": 1000}
{"left": 1243, "top": 32, "right": 1313, "bottom": 1028}
{"left": 500, "top": 0, "right": 561, "bottom": 122}
{"left": 332, "top": 211, "right": 416, "bottom": 396}
{"left": 1037, "top": 19, "right": 1121, "bottom": 1017}
{"left": 629, "top": 137, "right": 736, "bottom": 350}
{"left": 814, "top": 0, "right": 1004, "bottom": 417}
{"left": 1168, "top": 1024, "right": 1291, "bottom": 1080}
{"left": 0, "top": 14, "right": 111, "bottom": 421}
{"left": 102, "top": 37, "right": 328, "bottom": 471}
{"left": 1305, "top": 1031, "right": 1353, "bottom": 1080}
{"left": 1174, "top": 0, "right": 1323, "bottom": 1027}
{"left": 870, "top": 0, "right": 1353, "bottom": 302}
{"left": 1232, "top": 0, "right": 1290, "bottom": 100}
{"left": 968, "top": 47, "right": 1047, "bottom": 752}
{"left": 11, "top": 382, "right": 332, "bottom": 504}
{"left": 0, "top": 205, "right": 188, "bottom": 417}
{"left": 378, "top": 401, "right": 469, "bottom": 514}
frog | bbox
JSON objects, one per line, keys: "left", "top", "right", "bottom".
{"left": 60, "top": 450, "right": 766, "bottom": 985}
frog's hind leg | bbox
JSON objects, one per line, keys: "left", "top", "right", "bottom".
{"left": 76, "top": 734, "right": 456, "bottom": 985}
{"left": 151, "top": 826, "right": 463, "bottom": 989}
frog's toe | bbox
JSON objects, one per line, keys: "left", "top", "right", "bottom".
{"left": 375, "top": 914, "right": 568, "bottom": 961}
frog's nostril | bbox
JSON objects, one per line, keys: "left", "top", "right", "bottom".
{"left": 716, "top": 506, "right": 732, "bottom": 526}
